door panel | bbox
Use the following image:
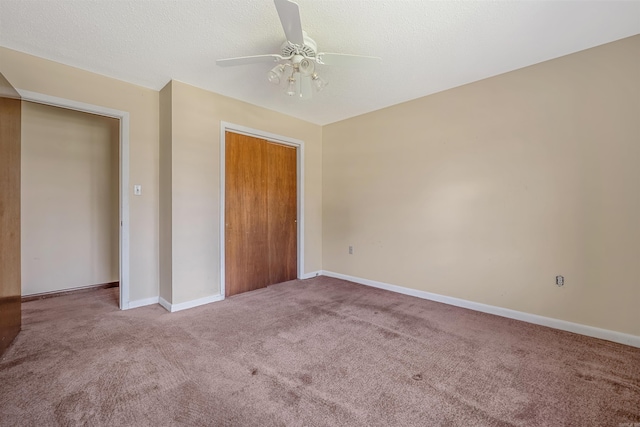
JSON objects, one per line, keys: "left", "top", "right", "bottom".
{"left": 225, "top": 132, "right": 297, "bottom": 298}
{"left": 0, "top": 72, "right": 21, "bottom": 357}
{"left": 225, "top": 132, "right": 269, "bottom": 297}
{"left": 266, "top": 142, "right": 297, "bottom": 285}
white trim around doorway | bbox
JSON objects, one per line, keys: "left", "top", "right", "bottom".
{"left": 16, "top": 89, "right": 132, "bottom": 310}
{"left": 219, "top": 122, "right": 306, "bottom": 300}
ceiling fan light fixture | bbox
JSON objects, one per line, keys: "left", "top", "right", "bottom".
{"left": 286, "top": 75, "right": 297, "bottom": 96}
{"left": 267, "top": 64, "right": 285, "bottom": 84}
{"left": 216, "top": 0, "right": 381, "bottom": 100}
{"left": 311, "top": 73, "right": 327, "bottom": 92}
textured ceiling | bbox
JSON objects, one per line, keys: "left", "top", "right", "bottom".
{"left": 1, "top": 0, "right": 639, "bottom": 125}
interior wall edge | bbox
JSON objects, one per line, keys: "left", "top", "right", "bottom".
{"left": 158, "top": 80, "right": 173, "bottom": 304}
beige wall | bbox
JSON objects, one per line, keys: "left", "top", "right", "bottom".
{"left": 21, "top": 102, "right": 119, "bottom": 295}
{"left": 161, "top": 80, "right": 323, "bottom": 305}
{"left": 323, "top": 35, "right": 640, "bottom": 336}
{"left": 0, "top": 47, "right": 159, "bottom": 302}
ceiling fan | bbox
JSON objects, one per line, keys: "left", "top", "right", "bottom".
{"left": 216, "top": 0, "right": 381, "bottom": 99}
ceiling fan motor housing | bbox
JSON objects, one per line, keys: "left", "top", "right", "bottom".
{"left": 281, "top": 33, "right": 317, "bottom": 58}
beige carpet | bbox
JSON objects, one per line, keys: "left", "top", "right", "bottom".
{"left": 1, "top": 276, "right": 638, "bottom": 426}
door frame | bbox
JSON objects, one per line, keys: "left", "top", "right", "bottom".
{"left": 15, "top": 89, "right": 131, "bottom": 310}
{"left": 219, "top": 122, "right": 304, "bottom": 299}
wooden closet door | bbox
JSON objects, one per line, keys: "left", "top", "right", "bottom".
{"left": 266, "top": 142, "right": 297, "bottom": 285}
{"left": 0, "top": 72, "right": 21, "bottom": 357}
{"left": 225, "top": 132, "right": 297, "bottom": 298}
{"left": 225, "top": 132, "right": 269, "bottom": 297}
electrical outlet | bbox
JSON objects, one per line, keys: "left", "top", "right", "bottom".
{"left": 556, "top": 275, "right": 564, "bottom": 287}
{"left": 349, "top": 245, "right": 353, "bottom": 255}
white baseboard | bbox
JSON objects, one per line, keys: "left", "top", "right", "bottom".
{"left": 126, "top": 296, "right": 159, "bottom": 309}
{"left": 321, "top": 270, "right": 640, "bottom": 348}
{"left": 159, "top": 294, "right": 224, "bottom": 313}
{"left": 159, "top": 297, "right": 172, "bottom": 312}
{"left": 300, "top": 271, "right": 322, "bottom": 280}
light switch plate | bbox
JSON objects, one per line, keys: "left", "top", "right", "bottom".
{"left": 134, "top": 185, "right": 142, "bottom": 196}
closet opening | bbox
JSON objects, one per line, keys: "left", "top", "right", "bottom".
{"left": 21, "top": 102, "right": 120, "bottom": 306}
{"left": 15, "top": 89, "right": 130, "bottom": 310}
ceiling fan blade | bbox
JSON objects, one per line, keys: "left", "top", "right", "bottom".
{"left": 299, "top": 75, "right": 312, "bottom": 100}
{"left": 316, "top": 53, "right": 382, "bottom": 67}
{"left": 274, "top": 0, "right": 304, "bottom": 46}
{"left": 216, "top": 54, "right": 286, "bottom": 67}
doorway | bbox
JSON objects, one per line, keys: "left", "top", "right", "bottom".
{"left": 16, "top": 90, "right": 130, "bottom": 309}
{"left": 220, "top": 123, "right": 304, "bottom": 298}
{"left": 21, "top": 102, "right": 120, "bottom": 303}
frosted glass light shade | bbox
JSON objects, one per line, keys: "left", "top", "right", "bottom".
{"left": 311, "top": 73, "right": 327, "bottom": 92}
{"left": 268, "top": 65, "right": 285, "bottom": 84}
